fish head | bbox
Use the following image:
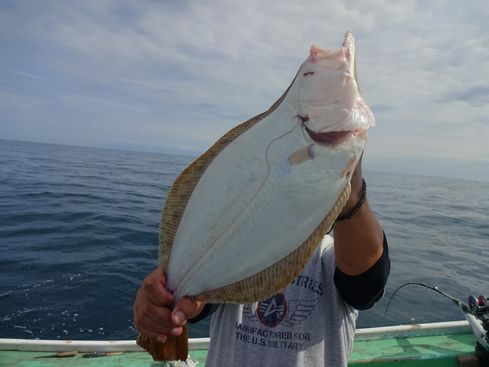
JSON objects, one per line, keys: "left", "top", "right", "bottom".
{"left": 296, "top": 32, "right": 375, "bottom": 146}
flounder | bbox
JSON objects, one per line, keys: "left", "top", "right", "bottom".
{"left": 137, "top": 31, "right": 375, "bottom": 361}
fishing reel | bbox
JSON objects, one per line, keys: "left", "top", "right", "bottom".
{"left": 466, "top": 295, "right": 489, "bottom": 366}
{"left": 468, "top": 296, "right": 489, "bottom": 325}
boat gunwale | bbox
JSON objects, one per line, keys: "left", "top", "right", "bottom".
{"left": 0, "top": 320, "right": 471, "bottom": 352}
{"left": 355, "top": 320, "right": 471, "bottom": 341}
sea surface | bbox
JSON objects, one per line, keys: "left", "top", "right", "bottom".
{"left": 1, "top": 139, "right": 488, "bottom": 340}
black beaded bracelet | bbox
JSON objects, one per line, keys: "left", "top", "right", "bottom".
{"left": 335, "top": 179, "right": 367, "bottom": 222}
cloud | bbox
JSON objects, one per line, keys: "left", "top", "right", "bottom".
{"left": 1, "top": 0, "right": 488, "bottom": 179}
{"left": 6, "top": 69, "right": 43, "bottom": 81}
{"left": 440, "top": 85, "right": 489, "bottom": 107}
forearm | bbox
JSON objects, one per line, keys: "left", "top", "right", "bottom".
{"left": 333, "top": 196, "right": 384, "bottom": 276}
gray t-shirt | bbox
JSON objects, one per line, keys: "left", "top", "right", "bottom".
{"left": 204, "top": 235, "right": 358, "bottom": 367}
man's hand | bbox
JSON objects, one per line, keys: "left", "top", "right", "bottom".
{"left": 338, "top": 154, "right": 364, "bottom": 217}
{"left": 133, "top": 268, "right": 205, "bottom": 343}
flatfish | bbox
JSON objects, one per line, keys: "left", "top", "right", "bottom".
{"left": 137, "top": 31, "right": 375, "bottom": 361}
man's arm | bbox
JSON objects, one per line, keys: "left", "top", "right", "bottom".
{"left": 332, "top": 157, "right": 390, "bottom": 309}
{"left": 334, "top": 157, "right": 384, "bottom": 275}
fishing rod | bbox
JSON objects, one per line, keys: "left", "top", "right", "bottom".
{"left": 385, "top": 282, "right": 489, "bottom": 365}
{"left": 384, "top": 282, "right": 473, "bottom": 316}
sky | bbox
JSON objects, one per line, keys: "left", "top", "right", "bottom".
{"left": 1, "top": 0, "right": 488, "bottom": 181}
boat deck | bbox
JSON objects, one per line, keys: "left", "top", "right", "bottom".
{"left": 351, "top": 332, "right": 476, "bottom": 366}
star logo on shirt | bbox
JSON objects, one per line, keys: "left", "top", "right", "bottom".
{"left": 256, "top": 293, "right": 288, "bottom": 327}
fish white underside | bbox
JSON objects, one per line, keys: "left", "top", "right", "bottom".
{"left": 166, "top": 79, "right": 366, "bottom": 301}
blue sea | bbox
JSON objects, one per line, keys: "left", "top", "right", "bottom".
{"left": 1, "top": 139, "right": 488, "bottom": 340}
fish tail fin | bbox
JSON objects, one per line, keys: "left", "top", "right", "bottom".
{"left": 137, "top": 325, "right": 188, "bottom": 361}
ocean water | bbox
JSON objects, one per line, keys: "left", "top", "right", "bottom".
{"left": 0, "top": 139, "right": 488, "bottom": 340}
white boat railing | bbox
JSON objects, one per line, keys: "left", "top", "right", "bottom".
{"left": 0, "top": 320, "right": 470, "bottom": 352}
{"left": 355, "top": 320, "right": 470, "bottom": 341}
{"left": 0, "top": 339, "right": 143, "bottom": 352}
{"left": 0, "top": 337, "right": 211, "bottom": 352}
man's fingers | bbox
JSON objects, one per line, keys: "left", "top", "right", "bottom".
{"left": 142, "top": 268, "right": 175, "bottom": 306}
{"left": 134, "top": 291, "right": 183, "bottom": 336}
{"left": 136, "top": 302, "right": 184, "bottom": 338}
{"left": 172, "top": 297, "right": 205, "bottom": 325}
{"left": 352, "top": 153, "right": 363, "bottom": 175}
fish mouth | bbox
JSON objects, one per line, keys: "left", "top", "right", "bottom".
{"left": 304, "top": 125, "right": 354, "bottom": 146}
